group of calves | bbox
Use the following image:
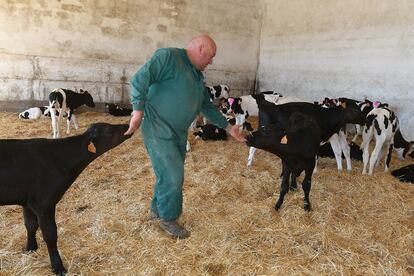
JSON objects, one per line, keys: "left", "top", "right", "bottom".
{"left": 191, "top": 86, "right": 414, "bottom": 212}
{"left": 6, "top": 86, "right": 413, "bottom": 275}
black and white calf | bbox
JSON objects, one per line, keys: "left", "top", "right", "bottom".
{"left": 19, "top": 106, "right": 49, "bottom": 120}
{"left": 350, "top": 99, "right": 391, "bottom": 143}
{"left": 19, "top": 106, "right": 67, "bottom": 120}
{"left": 318, "top": 97, "right": 364, "bottom": 172}
{"left": 48, "top": 88, "right": 95, "bottom": 138}
{"left": 361, "top": 105, "right": 399, "bottom": 175}
{"left": 351, "top": 99, "right": 374, "bottom": 142}
{"left": 0, "top": 123, "right": 132, "bottom": 275}
{"left": 187, "top": 85, "right": 230, "bottom": 151}
{"left": 206, "top": 84, "right": 230, "bottom": 102}
{"left": 226, "top": 91, "right": 287, "bottom": 126}
{"left": 105, "top": 103, "right": 132, "bottom": 117}
{"left": 393, "top": 129, "right": 413, "bottom": 160}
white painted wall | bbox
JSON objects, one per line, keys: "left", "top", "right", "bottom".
{"left": 257, "top": 0, "right": 414, "bottom": 139}
{"left": 0, "top": 0, "right": 262, "bottom": 106}
{"left": 1, "top": 1, "right": 413, "bottom": 139}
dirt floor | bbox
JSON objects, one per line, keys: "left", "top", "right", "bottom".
{"left": 0, "top": 111, "right": 413, "bottom": 275}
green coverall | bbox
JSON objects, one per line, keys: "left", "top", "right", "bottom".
{"left": 130, "top": 48, "right": 229, "bottom": 221}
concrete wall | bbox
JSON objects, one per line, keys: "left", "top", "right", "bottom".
{"left": 0, "top": 0, "right": 263, "bottom": 109}
{"left": 257, "top": 0, "right": 414, "bottom": 139}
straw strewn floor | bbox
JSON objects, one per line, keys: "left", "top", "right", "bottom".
{"left": 0, "top": 112, "right": 413, "bottom": 275}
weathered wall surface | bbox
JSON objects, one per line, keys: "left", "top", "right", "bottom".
{"left": 258, "top": 0, "right": 414, "bottom": 139}
{"left": 0, "top": 0, "right": 262, "bottom": 108}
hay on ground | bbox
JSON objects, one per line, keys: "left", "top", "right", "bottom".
{"left": 0, "top": 111, "right": 413, "bottom": 275}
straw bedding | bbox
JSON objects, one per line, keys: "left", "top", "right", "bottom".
{"left": 0, "top": 112, "right": 413, "bottom": 275}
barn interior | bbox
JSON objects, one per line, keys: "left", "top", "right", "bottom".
{"left": 0, "top": 1, "right": 413, "bottom": 275}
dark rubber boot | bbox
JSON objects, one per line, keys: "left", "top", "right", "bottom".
{"left": 159, "top": 220, "right": 190, "bottom": 239}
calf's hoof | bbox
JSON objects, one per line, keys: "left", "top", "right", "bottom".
{"left": 274, "top": 202, "right": 283, "bottom": 211}
{"left": 25, "top": 244, "right": 38, "bottom": 252}
{"left": 304, "top": 202, "right": 311, "bottom": 212}
{"left": 53, "top": 266, "right": 67, "bottom": 276}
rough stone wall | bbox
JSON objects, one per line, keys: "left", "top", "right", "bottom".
{"left": 0, "top": 0, "right": 262, "bottom": 108}
{"left": 257, "top": 0, "right": 414, "bottom": 139}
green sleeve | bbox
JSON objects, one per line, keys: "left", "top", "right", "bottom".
{"left": 129, "top": 48, "right": 174, "bottom": 111}
{"left": 200, "top": 88, "right": 229, "bottom": 129}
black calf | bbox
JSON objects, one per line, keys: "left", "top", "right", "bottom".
{"left": 0, "top": 123, "right": 132, "bottom": 275}
{"left": 193, "top": 124, "right": 227, "bottom": 141}
{"left": 105, "top": 103, "right": 132, "bottom": 117}
{"left": 318, "top": 141, "right": 363, "bottom": 161}
{"left": 247, "top": 111, "right": 321, "bottom": 211}
{"left": 391, "top": 165, "right": 414, "bottom": 184}
{"left": 246, "top": 94, "right": 365, "bottom": 211}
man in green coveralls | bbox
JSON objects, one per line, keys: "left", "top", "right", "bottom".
{"left": 124, "top": 35, "right": 245, "bottom": 239}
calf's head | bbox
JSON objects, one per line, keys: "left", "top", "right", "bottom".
{"left": 226, "top": 97, "right": 243, "bottom": 115}
{"left": 19, "top": 111, "right": 30, "bottom": 119}
{"left": 82, "top": 90, "right": 96, "bottom": 108}
{"left": 339, "top": 100, "right": 366, "bottom": 125}
{"left": 85, "top": 123, "right": 132, "bottom": 155}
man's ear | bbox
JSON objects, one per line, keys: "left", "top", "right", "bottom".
{"left": 198, "top": 44, "right": 204, "bottom": 55}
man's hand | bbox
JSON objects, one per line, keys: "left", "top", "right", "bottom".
{"left": 124, "top": 110, "right": 144, "bottom": 135}
{"left": 228, "top": 124, "right": 246, "bottom": 142}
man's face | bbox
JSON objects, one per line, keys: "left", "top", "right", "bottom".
{"left": 197, "top": 44, "right": 216, "bottom": 71}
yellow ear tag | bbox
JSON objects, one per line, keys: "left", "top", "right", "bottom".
{"left": 280, "top": 135, "right": 288, "bottom": 144}
{"left": 341, "top": 102, "right": 347, "bottom": 109}
{"left": 88, "top": 141, "right": 96, "bottom": 153}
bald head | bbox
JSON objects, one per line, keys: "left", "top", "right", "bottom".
{"left": 186, "top": 34, "right": 217, "bottom": 71}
